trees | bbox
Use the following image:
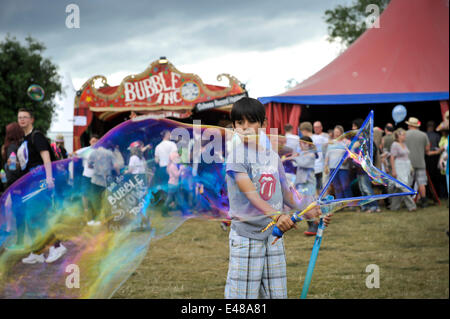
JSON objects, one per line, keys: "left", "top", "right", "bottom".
{"left": 324, "top": 0, "right": 390, "bottom": 48}
{"left": 0, "top": 35, "right": 61, "bottom": 145}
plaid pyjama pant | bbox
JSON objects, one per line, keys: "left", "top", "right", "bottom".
{"left": 225, "top": 228, "right": 288, "bottom": 299}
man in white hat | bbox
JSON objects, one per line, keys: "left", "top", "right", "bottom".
{"left": 405, "top": 117, "right": 430, "bottom": 208}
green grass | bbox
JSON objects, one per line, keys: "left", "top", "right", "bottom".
{"left": 113, "top": 204, "right": 449, "bottom": 299}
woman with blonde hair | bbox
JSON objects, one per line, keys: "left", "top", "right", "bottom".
{"left": 389, "top": 128, "right": 416, "bottom": 211}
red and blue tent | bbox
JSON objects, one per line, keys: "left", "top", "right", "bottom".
{"left": 259, "top": 0, "right": 449, "bottom": 133}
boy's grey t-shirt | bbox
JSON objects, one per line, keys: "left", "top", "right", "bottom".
{"left": 226, "top": 144, "right": 286, "bottom": 240}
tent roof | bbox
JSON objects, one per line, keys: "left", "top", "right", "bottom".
{"left": 259, "top": 0, "right": 449, "bottom": 105}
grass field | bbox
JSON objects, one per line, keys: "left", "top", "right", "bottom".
{"left": 113, "top": 204, "right": 449, "bottom": 299}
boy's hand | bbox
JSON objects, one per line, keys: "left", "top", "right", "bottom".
{"left": 276, "top": 214, "right": 297, "bottom": 233}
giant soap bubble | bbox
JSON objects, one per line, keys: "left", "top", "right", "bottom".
{"left": 0, "top": 118, "right": 276, "bottom": 298}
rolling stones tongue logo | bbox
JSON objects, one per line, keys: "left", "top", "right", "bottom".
{"left": 259, "top": 174, "right": 276, "bottom": 200}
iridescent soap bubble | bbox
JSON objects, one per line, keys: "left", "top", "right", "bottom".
{"left": 27, "top": 84, "right": 45, "bottom": 101}
{"left": 0, "top": 118, "right": 233, "bottom": 298}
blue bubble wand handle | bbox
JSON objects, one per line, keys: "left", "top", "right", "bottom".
{"left": 300, "top": 195, "right": 334, "bottom": 299}
{"left": 300, "top": 218, "right": 325, "bottom": 299}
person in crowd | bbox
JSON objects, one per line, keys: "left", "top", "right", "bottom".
{"left": 154, "top": 130, "right": 178, "bottom": 191}
{"left": 75, "top": 135, "right": 99, "bottom": 226}
{"left": 282, "top": 124, "right": 299, "bottom": 186}
{"left": 162, "top": 151, "right": 188, "bottom": 217}
{"left": 126, "top": 141, "right": 147, "bottom": 175}
{"left": 126, "top": 141, "right": 150, "bottom": 229}
{"left": 436, "top": 111, "right": 449, "bottom": 132}
{"left": 371, "top": 127, "right": 385, "bottom": 205}
{"left": 313, "top": 121, "right": 329, "bottom": 139}
{"left": 436, "top": 113, "right": 449, "bottom": 198}
{"left": 284, "top": 123, "right": 300, "bottom": 153}
{"left": 425, "top": 121, "right": 442, "bottom": 200}
{"left": 53, "top": 134, "right": 68, "bottom": 160}
{"left": 404, "top": 117, "right": 430, "bottom": 208}
{"left": 379, "top": 123, "right": 396, "bottom": 207}
{"left": 51, "top": 135, "right": 71, "bottom": 212}
{"left": 312, "top": 121, "right": 329, "bottom": 196}
{"left": 437, "top": 128, "right": 448, "bottom": 199}
{"left": 381, "top": 123, "right": 395, "bottom": 173}
{"left": 351, "top": 119, "right": 364, "bottom": 132}
{"left": 282, "top": 136, "right": 318, "bottom": 235}
{"left": 327, "top": 129, "right": 334, "bottom": 140}
{"left": 87, "top": 141, "right": 121, "bottom": 226}
{"left": 351, "top": 119, "right": 380, "bottom": 212}
{"left": 1, "top": 122, "right": 25, "bottom": 189}
{"left": 1, "top": 122, "right": 25, "bottom": 235}
{"left": 373, "top": 127, "right": 383, "bottom": 169}
{"left": 16, "top": 108, "right": 67, "bottom": 264}
{"left": 389, "top": 129, "right": 417, "bottom": 211}
{"left": 324, "top": 125, "right": 352, "bottom": 200}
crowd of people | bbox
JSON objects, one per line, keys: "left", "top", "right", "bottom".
{"left": 281, "top": 112, "right": 449, "bottom": 230}
{"left": 1, "top": 105, "right": 449, "bottom": 266}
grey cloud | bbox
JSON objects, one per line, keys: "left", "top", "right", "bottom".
{"left": 1, "top": 0, "right": 345, "bottom": 82}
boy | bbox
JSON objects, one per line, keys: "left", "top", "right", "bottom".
{"left": 282, "top": 136, "right": 319, "bottom": 236}
{"left": 224, "top": 97, "right": 332, "bottom": 299}
{"left": 282, "top": 136, "right": 317, "bottom": 196}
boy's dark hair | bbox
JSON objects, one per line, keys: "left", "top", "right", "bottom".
{"left": 18, "top": 108, "right": 34, "bottom": 118}
{"left": 91, "top": 134, "right": 100, "bottom": 140}
{"left": 300, "top": 136, "right": 313, "bottom": 143}
{"left": 352, "top": 118, "right": 364, "bottom": 129}
{"left": 230, "top": 97, "right": 266, "bottom": 126}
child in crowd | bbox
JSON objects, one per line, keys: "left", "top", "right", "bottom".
{"left": 127, "top": 141, "right": 147, "bottom": 175}
{"left": 224, "top": 97, "right": 332, "bottom": 299}
{"left": 162, "top": 151, "right": 188, "bottom": 216}
{"left": 127, "top": 141, "right": 150, "bottom": 229}
{"left": 283, "top": 136, "right": 318, "bottom": 235}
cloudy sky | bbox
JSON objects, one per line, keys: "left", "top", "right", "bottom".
{"left": 0, "top": 0, "right": 349, "bottom": 98}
